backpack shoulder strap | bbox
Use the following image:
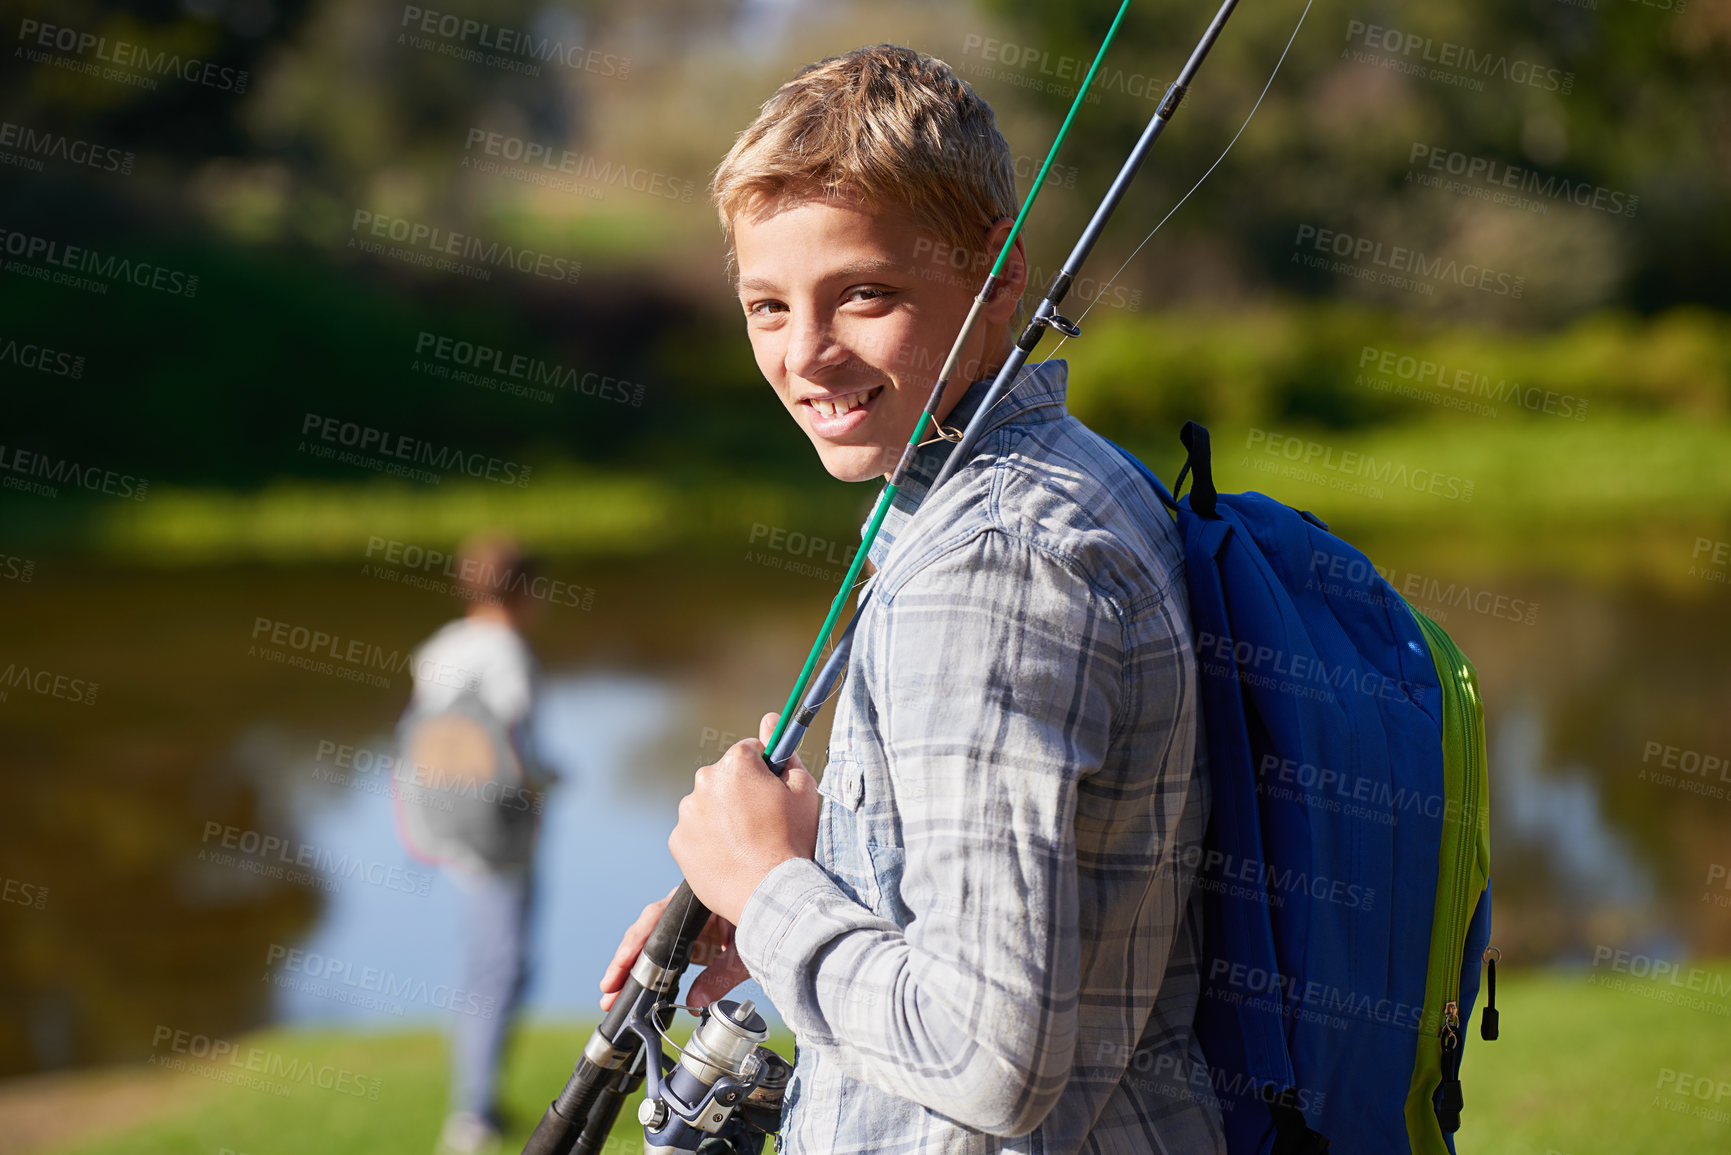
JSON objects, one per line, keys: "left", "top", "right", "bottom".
{"left": 1176, "top": 420, "right": 1219, "bottom": 518}
{"left": 1099, "top": 422, "right": 1221, "bottom": 520}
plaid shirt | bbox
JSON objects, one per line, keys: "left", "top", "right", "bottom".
{"left": 735, "top": 359, "right": 1225, "bottom": 1154}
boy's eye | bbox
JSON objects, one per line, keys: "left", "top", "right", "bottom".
{"left": 745, "top": 299, "right": 786, "bottom": 317}
{"left": 845, "top": 286, "right": 892, "bottom": 305}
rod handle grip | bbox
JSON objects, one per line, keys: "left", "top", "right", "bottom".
{"left": 645, "top": 880, "right": 712, "bottom": 969}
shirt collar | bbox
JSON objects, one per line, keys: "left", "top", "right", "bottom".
{"left": 862, "top": 358, "right": 1070, "bottom": 570}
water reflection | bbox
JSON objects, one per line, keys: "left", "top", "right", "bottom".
{"left": 267, "top": 670, "right": 781, "bottom": 1027}
{"left": 1491, "top": 703, "right": 1676, "bottom": 965}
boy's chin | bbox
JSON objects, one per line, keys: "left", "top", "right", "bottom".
{"left": 812, "top": 441, "right": 891, "bottom": 483}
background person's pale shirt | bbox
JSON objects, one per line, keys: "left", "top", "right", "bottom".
{"left": 405, "top": 616, "right": 546, "bottom": 872}
{"left": 409, "top": 616, "right": 536, "bottom": 729}
{"left": 735, "top": 360, "right": 1227, "bottom": 1154}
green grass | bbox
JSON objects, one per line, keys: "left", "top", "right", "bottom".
{"left": 42, "top": 964, "right": 1731, "bottom": 1154}
{"left": 51, "top": 1020, "right": 796, "bottom": 1155}
{"left": 1455, "top": 962, "right": 1731, "bottom": 1155}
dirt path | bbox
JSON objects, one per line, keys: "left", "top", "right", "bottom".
{"left": 0, "top": 1065, "right": 198, "bottom": 1155}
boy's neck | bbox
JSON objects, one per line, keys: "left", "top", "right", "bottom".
{"left": 466, "top": 602, "right": 519, "bottom": 630}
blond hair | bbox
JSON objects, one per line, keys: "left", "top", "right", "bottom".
{"left": 711, "top": 44, "right": 1018, "bottom": 265}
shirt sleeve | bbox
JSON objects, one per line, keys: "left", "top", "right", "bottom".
{"left": 734, "top": 526, "right": 1126, "bottom": 1137}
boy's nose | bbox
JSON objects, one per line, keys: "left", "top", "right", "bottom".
{"left": 784, "top": 313, "right": 850, "bottom": 380}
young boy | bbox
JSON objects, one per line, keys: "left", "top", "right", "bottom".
{"left": 602, "top": 44, "right": 1224, "bottom": 1154}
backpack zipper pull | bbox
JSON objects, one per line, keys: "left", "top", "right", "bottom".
{"left": 1480, "top": 947, "right": 1500, "bottom": 1041}
{"left": 1437, "top": 1001, "right": 1464, "bottom": 1133}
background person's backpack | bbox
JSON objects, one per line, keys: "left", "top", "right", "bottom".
{"left": 1113, "top": 422, "right": 1494, "bottom": 1155}
{"left": 392, "top": 689, "right": 539, "bottom": 874}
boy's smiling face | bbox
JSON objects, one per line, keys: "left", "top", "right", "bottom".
{"left": 732, "top": 196, "right": 1022, "bottom": 482}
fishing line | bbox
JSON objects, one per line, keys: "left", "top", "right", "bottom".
{"left": 977, "top": 0, "right": 1316, "bottom": 424}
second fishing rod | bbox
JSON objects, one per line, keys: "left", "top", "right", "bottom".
{"left": 520, "top": 2, "right": 1239, "bottom": 1152}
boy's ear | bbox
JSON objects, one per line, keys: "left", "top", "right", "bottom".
{"left": 981, "top": 217, "right": 1027, "bottom": 323}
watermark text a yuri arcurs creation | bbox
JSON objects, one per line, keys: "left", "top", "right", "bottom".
{"left": 14, "top": 18, "right": 249, "bottom": 94}
{"left": 1691, "top": 537, "right": 1731, "bottom": 589}
{"left": 297, "top": 413, "right": 533, "bottom": 488}
{"left": 348, "top": 209, "right": 581, "bottom": 287}
{"left": 148, "top": 1024, "right": 381, "bottom": 1100}
{"left": 197, "top": 819, "right": 434, "bottom": 898}
{"left": 1405, "top": 143, "right": 1637, "bottom": 221}
{"left": 1638, "top": 739, "right": 1731, "bottom": 803}
{"left": 1, "top": 225, "right": 198, "bottom": 299}
{"left": 461, "top": 128, "right": 696, "bottom": 203}
{"left": 362, "top": 535, "right": 596, "bottom": 610}
{"left": 1341, "top": 20, "right": 1574, "bottom": 96}
{"left": 396, "top": 6, "right": 630, "bottom": 80}
{"left": 411, "top": 330, "right": 644, "bottom": 408}
{"left": 0, "top": 117, "right": 133, "bottom": 177}
{"left": 1356, "top": 344, "right": 1585, "bottom": 422}
{"left": 0, "top": 443, "right": 147, "bottom": 501}
{"left": 1243, "top": 427, "right": 1475, "bottom": 504}
{"left": 1292, "top": 223, "right": 1524, "bottom": 300}
{"left": 0, "top": 659, "right": 99, "bottom": 706}
{"left": 248, "top": 614, "right": 482, "bottom": 691}
{"left": 956, "top": 33, "right": 1166, "bottom": 106}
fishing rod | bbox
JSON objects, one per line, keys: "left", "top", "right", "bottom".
{"left": 521, "top": 3, "right": 1242, "bottom": 1152}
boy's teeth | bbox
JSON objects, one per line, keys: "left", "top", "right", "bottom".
{"left": 812, "top": 388, "right": 875, "bottom": 419}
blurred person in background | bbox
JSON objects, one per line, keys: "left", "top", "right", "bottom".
{"left": 393, "top": 532, "right": 556, "bottom": 1155}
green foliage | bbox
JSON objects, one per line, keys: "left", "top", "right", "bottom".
{"left": 1064, "top": 304, "right": 1731, "bottom": 440}
{"left": 27, "top": 302, "right": 1724, "bottom": 581}
{"left": 977, "top": 0, "right": 1731, "bottom": 316}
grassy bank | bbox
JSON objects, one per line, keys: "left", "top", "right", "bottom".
{"left": 39, "top": 1020, "right": 796, "bottom": 1155}
{"left": 7, "top": 303, "right": 1730, "bottom": 586}
{"left": 30, "top": 962, "right": 1731, "bottom": 1154}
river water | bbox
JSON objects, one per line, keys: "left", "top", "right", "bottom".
{"left": 2, "top": 550, "right": 1728, "bottom": 1072}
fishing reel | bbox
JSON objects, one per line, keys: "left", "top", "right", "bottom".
{"left": 638, "top": 998, "right": 791, "bottom": 1154}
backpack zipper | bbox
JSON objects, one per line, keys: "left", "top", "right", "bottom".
{"left": 1480, "top": 947, "right": 1500, "bottom": 1041}
{"left": 1411, "top": 611, "right": 1486, "bottom": 1135}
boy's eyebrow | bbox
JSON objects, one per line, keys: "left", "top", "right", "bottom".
{"left": 735, "top": 257, "right": 912, "bottom": 295}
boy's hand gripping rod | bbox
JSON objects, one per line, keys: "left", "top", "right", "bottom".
{"left": 521, "top": 3, "right": 1242, "bottom": 1151}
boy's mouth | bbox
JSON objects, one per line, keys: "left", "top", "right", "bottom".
{"left": 800, "top": 384, "right": 884, "bottom": 438}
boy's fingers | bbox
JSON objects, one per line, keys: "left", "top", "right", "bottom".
{"left": 599, "top": 892, "right": 677, "bottom": 996}
{"left": 688, "top": 949, "right": 751, "bottom": 1010}
{"left": 696, "top": 913, "right": 735, "bottom": 949}
{"left": 606, "top": 902, "right": 660, "bottom": 970}
{"left": 755, "top": 712, "right": 806, "bottom": 776}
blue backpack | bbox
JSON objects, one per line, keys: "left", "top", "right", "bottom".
{"left": 1114, "top": 422, "right": 1495, "bottom": 1155}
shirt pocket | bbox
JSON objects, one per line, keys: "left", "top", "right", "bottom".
{"left": 865, "top": 842, "right": 910, "bottom": 925}
{"left": 816, "top": 748, "right": 880, "bottom": 913}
